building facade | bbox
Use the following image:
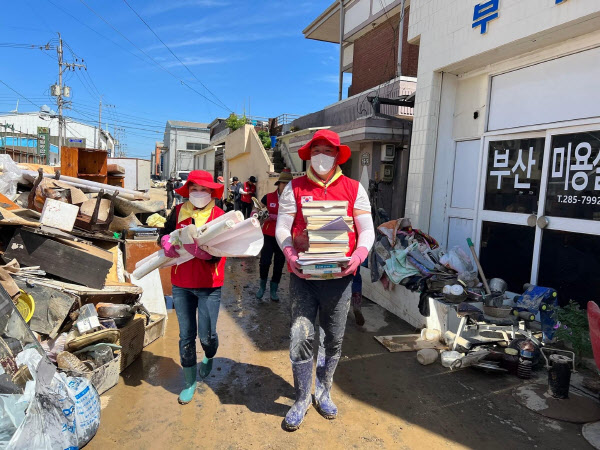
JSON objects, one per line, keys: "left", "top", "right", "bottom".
{"left": 287, "top": 0, "right": 417, "bottom": 220}
{"left": 406, "top": 0, "right": 600, "bottom": 305}
{"left": 0, "top": 111, "right": 114, "bottom": 164}
{"left": 162, "top": 120, "right": 210, "bottom": 179}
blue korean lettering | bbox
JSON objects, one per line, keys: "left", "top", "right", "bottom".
{"left": 473, "top": 0, "right": 499, "bottom": 34}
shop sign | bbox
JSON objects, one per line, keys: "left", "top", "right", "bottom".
{"left": 361, "top": 153, "right": 370, "bottom": 166}
{"left": 546, "top": 131, "right": 600, "bottom": 221}
{"left": 37, "top": 126, "right": 50, "bottom": 163}
{"left": 473, "top": 0, "right": 571, "bottom": 35}
{"left": 484, "top": 138, "right": 545, "bottom": 214}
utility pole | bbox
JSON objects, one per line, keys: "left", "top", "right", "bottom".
{"left": 95, "top": 96, "right": 102, "bottom": 148}
{"left": 52, "top": 33, "right": 86, "bottom": 161}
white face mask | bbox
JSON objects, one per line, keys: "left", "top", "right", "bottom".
{"left": 311, "top": 154, "right": 336, "bottom": 176}
{"left": 189, "top": 191, "right": 212, "bottom": 208}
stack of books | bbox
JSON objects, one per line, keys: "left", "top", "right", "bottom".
{"left": 298, "top": 201, "right": 352, "bottom": 277}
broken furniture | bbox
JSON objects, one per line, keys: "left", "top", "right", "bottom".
{"left": 107, "top": 163, "right": 125, "bottom": 188}
{"left": 61, "top": 146, "right": 108, "bottom": 184}
{"left": 125, "top": 239, "right": 172, "bottom": 296}
{"left": 4, "top": 227, "right": 113, "bottom": 289}
{"left": 75, "top": 189, "right": 119, "bottom": 232}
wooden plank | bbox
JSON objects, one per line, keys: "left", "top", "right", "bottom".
{"left": 374, "top": 334, "right": 447, "bottom": 353}
{"left": 78, "top": 148, "right": 108, "bottom": 178}
{"left": 5, "top": 229, "right": 113, "bottom": 289}
{"left": 124, "top": 239, "right": 172, "bottom": 296}
{"left": 0, "top": 193, "right": 20, "bottom": 211}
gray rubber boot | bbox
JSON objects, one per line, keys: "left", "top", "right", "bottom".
{"left": 313, "top": 348, "right": 339, "bottom": 419}
{"left": 283, "top": 359, "right": 313, "bottom": 431}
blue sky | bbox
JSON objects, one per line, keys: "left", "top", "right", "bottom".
{"left": 0, "top": 0, "right": 350, "bottom": 158}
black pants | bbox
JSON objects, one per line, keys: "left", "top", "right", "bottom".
{"left": 241, "top": 201, "right": 252, "bottom": 219}
{"left": 167, "top": 191, "right": 174, "bottom": 210}
{"left": 234, "top": 200, "right": 242, "bottom": 212}
{"left": 260, "top": 235, "right": 285, "bottom": 283}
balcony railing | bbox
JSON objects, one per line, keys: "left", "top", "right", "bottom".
{"left": 290, "top": 77, "right": 415, "bottom": 130}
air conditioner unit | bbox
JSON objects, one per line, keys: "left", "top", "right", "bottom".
{"left": 381, "top": 144, "right": 395, "bottom": 162}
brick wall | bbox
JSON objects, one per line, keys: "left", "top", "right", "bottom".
{"left": 350, "top": 8, "right": 418, "bottom": 97}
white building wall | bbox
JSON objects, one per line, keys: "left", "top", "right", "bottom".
{"left": 164, "top": 126, "right": 210, "bottom": 176}
{"left": 406, "top": 0, "right": 600, "bottom": 231}
{"left": 0, "top": 112, "right": 111, "bottom": 150}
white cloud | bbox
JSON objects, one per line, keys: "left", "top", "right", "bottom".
{"left": 163, "top": 56, "right": 230, "bottom": 67}
{"left": 143, "top": 0, "right": 229, "bottom": 16}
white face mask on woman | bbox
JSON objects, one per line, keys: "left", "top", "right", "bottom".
{"left": 189, "top": 191, "right": 212, "bottom": 208}
{"left": 311, "top": 154, "right": 336, "bottom": 176}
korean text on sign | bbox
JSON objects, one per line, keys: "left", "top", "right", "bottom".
{"left": 472, "top": 0, "right": 499, "bottom": 34}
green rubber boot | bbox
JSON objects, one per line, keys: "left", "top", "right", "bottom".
{"left": 199, "top": 356, "right": 213, "bottom": 379}
{"left": 256, "top": 279, "right": 267, "bottom": 299}
{"left": 270, "top": 281, "right": 280, "bottom": 302}
{"left": 178, "top": 365, "right": 197, "bottom": 405}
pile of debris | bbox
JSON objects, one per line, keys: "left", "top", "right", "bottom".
{"left": 0, "top": 153, "right": 169, "bottom": 447}
{"left": 371, "top": 217, "right": 597, "bottom": 422}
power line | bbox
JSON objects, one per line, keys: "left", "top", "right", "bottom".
{"left": 122, "top": 0, "right": 232, "bottom": 113}
{"left": 77, "top": 0, "right": 231, "bottom": 112}
{"left": 0, "top": 80, "right": 41, "bottom": 108}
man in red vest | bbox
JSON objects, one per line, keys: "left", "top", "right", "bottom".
{"left": 239, "top": 175, "right": 257, "bottom": 219}
{"left": 255, "top": 169, "right": 293, "bottom": 301}
{"left": 275, "top": 130, "right": 375, "bottom": 431}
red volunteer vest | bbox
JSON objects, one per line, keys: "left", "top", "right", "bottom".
{"left": 290, "top": 174, "right": 358, "bottom": 257}
{"left": 262, "top": 190, "right": 279, "bottom": 237}
{"left": 171, "top": 203, "right": 227, "bottom": 289}
{"left": 241, "top": 182, "right": 256, "bottom": 203}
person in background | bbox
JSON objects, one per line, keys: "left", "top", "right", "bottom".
{"left": 275, "top": 129, "right": 375, "bottom": 431}
{"left": 351, "top": 272, "right": 365, "bottom": 326}
{"left": 174, "top": 177, "right": 184, "bottom": 205}
{"left": 230, "top": 176, "right": 242, "bottom": 212}
{"left": 215, "top": 176, "right": 225, "bottom": 209}
{"left": 158, "top": 170, "right": 226, "bottom": 405}
{"left": 255, "top": 170, "right": 293, "bottom": 302}
{"left": 166, "top": 177, "right": 175, "bottom": 210}
{"left": 239, "top": 175, "right": 257, "bottom": 219}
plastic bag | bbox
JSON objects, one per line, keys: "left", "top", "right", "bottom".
{"left": 439, "top": 246, "right": 474, "bottom": 274}
{"left": 8, "top": 349, "right": 100, "bottom": 449}
{"left": 0, "top": 395, "right": 27, "bottom": 449}
{"left": 146, "top": 213, "right": 166, "bottom": 228}
{"left": 0, "top": 155, "right": 22, "bottom": 200}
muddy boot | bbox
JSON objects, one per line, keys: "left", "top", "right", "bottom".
{"left": 199, "top": 356, "right": 213, "bottom": 379}
{"left": 178, "top": 365, "right": 197, "bottom": 405}
{"left": 256, "top": 279, "right": 267, "bottom": 299}
{"left": 352, "top": 292, "right": 365, "bottom": 326}
{"left": 270, "top": 281, "right": 279, "bottom": 302}
{"left": 314, "top": 349, "right": 340, "bottom": 419}
{"left": 284, "top": 359, "right": 313, "bottom": 431}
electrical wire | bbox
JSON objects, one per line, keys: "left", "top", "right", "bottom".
{"left": 121, "top": 0, "right": 232, "bottom": 113}
{"left": 0, "top": 80, "right": 41, "bottom": 108}
{"left": 77, "top": 0, "right": 231, "bottom": 112}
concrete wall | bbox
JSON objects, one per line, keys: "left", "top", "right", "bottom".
{"left": 405, "top": 0, "right": 600, "bottom": 230}
{"left": 163, "top": 126, "right": 210, "bottom": 177}
{"left": 225, "top": 125, "right": 274, "bottom": 200}
{"left": 193, "top": 148, "right": 216, "bottom": 177}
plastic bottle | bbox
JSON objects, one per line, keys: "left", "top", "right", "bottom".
{"left": 417, "top": 349, "right": 438, "bottom": 365}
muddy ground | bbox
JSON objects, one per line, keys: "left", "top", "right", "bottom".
{"left": 90, "top": 259, "right": 590, "bottom": 449}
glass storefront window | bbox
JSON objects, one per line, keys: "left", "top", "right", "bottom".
{"left": 538, "top": 229, "right": 600, "bottom": 308}
{"left": 479, "top": 221, "right": 535, "bottom": 293}
{"left": 545, "top": 131, "right": 600, "bottom": 221}
{"left": 484, "top": 138, "right": 545, "bottom": 214}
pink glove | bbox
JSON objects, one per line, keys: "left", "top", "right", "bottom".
{"left": 338, "top": 247, "right": 369, "bottom": 278}
{"left": 161, "top": 235, "right": 180, "bottom": 258}
{"left": 268, "top": 213, "right": 278, "bottom": 221}
{"left": 282, "top": 246, "right": 310, "bottom": 279}
{"left": 183, "top": 243, "right": 213, "bottom": 260}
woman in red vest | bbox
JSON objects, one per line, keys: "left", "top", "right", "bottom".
{"left": 275, "top": 130, "right": 375, "bottom": 431}
{"left": 158, "top": 170, "right": 226, "bottom": 405}
{"left": 239, "top": 175, "right": 257, "bottom": 219}
{"left": 255, "top": 169, "right": 293, "bottom": 301}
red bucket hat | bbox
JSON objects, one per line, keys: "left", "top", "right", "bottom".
{"left": 175, "top": 170, "right": 224, "bottom": 199}
{"left": 298, "top": 129, "right": 351, "bottom": 165}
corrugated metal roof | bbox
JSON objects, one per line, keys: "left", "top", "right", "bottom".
{"left": 167, "top": 120, "right": 209, "bottom": 129}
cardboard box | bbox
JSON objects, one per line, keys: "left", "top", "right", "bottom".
{"left": 118, "top": 317, "right": 145, "bottom": 372}
{"left": 142, "top": 314, "right": 166, "bottom": 347}
{"left": 75, "top": 354, "right": 121, "bottom": 395}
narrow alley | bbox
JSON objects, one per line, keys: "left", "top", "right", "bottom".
{"left": 90, "top": 259, "right": 587, "bottom": 450}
